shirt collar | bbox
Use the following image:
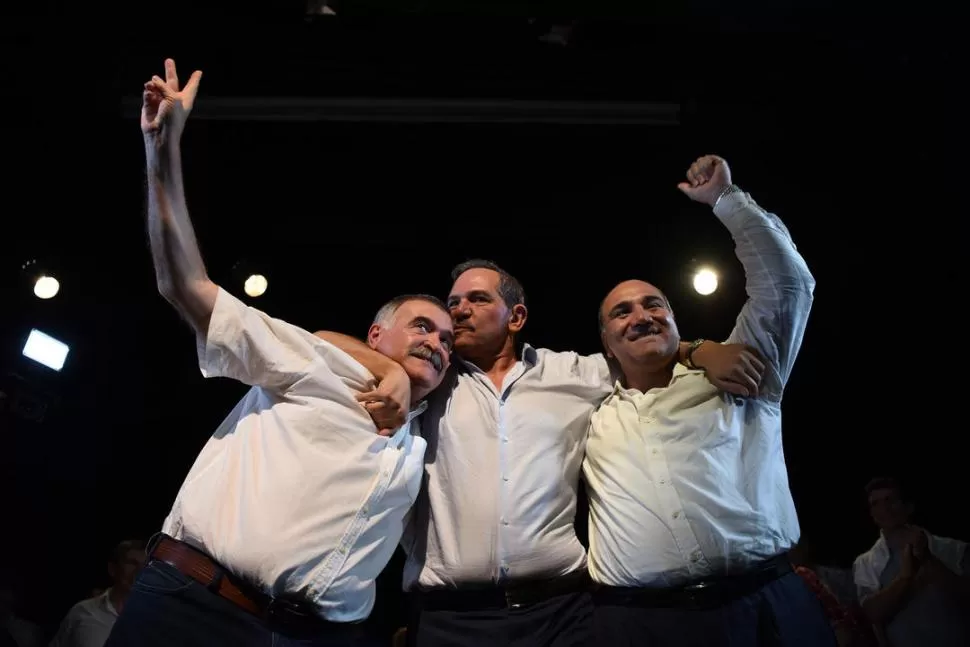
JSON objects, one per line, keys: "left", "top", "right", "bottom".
{"left": 608, "top": 362, "right": 699, "bottom": 398}
{"left": 457, "top": 343, "right": 538, "bottom": 374}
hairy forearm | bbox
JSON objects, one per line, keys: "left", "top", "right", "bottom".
{"left": 313, "top": 330, "right": 402, "bottom": 381}
{"left": 145, "top": 139, "right": 217, "bottom": 331}
{"left": 146, "top": 140, "right": 208, "bottom": 294}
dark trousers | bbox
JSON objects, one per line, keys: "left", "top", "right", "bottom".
{"left": 407, "top": 590, "right": 592, "bottom": 647}
{"left": 104, "top": 560, "right": 383, "bottom": 647}
{"left": 593, "top": 572, "right": 838, "bottom": 647}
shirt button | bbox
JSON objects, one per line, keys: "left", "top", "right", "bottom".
{"left": 502, "top": 437, "right": 509, "bottom": 443}
{"left": 672, "top": 511, "right": 680, "bottom": 519}
{"left": 502, "top": 476, "right": 509, "bottom": 482}
{"left": 501, "top": 518, "right": 509, "bottom": 525}
{"left": 690, "top": 551, "right": 701, "bottom": 563}
{"left": 652, "top": 449, "right": 658, "bottom": 455}
{"left": 659, "top": 479, "right": 667, "bottom": 485}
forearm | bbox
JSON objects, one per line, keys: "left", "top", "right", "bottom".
{"left": 715, "top": 191, "right": 815, "bottom": 315}
{"left": 145, "top": 139, "right": 215, "bottom": 329}
{"left": 862, "top": 573, "right": 914, "bottom": 625}
{"left": 313, "top": 330, "right": 402, "bottom": 381}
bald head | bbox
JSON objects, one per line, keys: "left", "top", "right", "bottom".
{"left": 598, "top": 278, "right": 680, "bottom": 377}
{"left": 599, "top": 280, "right": 671, "bottom": 331}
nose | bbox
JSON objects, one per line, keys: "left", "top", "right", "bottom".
{"left": 630, "top": 304, "right": 652, "bottom": 324}
{"left": 451, "top": 299, "right": 471, "bottom": 320}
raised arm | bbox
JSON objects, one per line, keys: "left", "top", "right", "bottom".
{"left": 678, "top": 156, "right": 815, "bottom": 401}
{"left": 140, "top": 60, "right": 320, "bottom": 394}
{"left": 142, "top": 58, "right": 217, "bottom": 335}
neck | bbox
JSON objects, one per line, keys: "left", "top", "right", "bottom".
{"left": 459, "top": 337, "right": 518, "bottom": 376}
{"left": 621, "top": 356, "right": 676, "bottom": 392}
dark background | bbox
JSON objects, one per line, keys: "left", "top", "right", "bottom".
{"left": 1, "top": 3, "right": 962, "bottom": 638}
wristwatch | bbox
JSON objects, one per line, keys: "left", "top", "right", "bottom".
{"left": 685, "top": 338, "right": 707, "bottom": 370}
{"left": 713, "top": 184, "right": 744, "bottom": 210}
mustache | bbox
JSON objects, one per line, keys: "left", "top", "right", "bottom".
{"left": 409, "top": 345, "right": 444, "bottom": 372}
{"left": 628, "top": 322, "right": 661, "bottom": 340}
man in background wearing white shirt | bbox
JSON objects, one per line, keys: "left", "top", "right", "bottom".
{"left": 48, "top": 541, "right": 146, "bottom": 647}
{"left": 853, "top": 477, "right": 969, "bottom": 647}
{"left": 104, "top": 59, "right": 454, "bottom": 647}
{"left": 585, "top": 154, "right": 834, "bottom": 646}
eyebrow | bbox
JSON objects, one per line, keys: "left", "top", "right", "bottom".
{"left": 608, "top": 295, "right": 666, "bottom": 317}
{"left": 411, "top": 316, "right": 455, "bottom": 347}
{"left": 447, "top": 289, "right": 492, "bottom": 303}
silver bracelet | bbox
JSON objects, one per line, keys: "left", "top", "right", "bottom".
{"left": 713, "top": 184, "right": 743, "bottom": 210}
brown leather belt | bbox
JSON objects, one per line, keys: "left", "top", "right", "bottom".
{"left": 149, "top": 534, "right": 266, "bottom": 615}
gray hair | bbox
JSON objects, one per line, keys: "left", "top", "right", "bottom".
{"left": 373, "top": 294, "right": 449, "bottom": 326}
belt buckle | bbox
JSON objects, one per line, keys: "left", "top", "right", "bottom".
{"left": 682, "top": 580, "right": 709, "bottom": 607}
{"left": 267, "top": 597, "right": 312, "bottom": 624}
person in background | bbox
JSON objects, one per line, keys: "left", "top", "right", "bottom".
{"left": 49, "top": 541, "right": 146, "bottom": 647}
{"left": 853, "top": 477, "right": 969, "bottom": 647}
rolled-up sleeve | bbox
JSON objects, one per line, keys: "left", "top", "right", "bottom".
{"left": 197, "top": 287, "right": 323, "bottom": 391}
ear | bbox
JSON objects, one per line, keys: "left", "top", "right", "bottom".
{"left": 366, "top": 323, "right": 383, "bottom": 349}
{"left": 600, "top": 329, "right": 614, "bottom": 359}
{"left": 507, "top": 304, "right": 528, "bottom": 333}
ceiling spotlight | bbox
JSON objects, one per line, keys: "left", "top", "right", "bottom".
{"left": 692, "top": 268, "right": 718, "bottom": 296}
{"left": 244, "top": 274, "right": 268, "bottom": 298}
{"left": 33, "top": 275, "right": 60, "bottom": 299}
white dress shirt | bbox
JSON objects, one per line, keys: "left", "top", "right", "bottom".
{"left": 48, "top": 590, "right": 117, "bottom": 647}
{"left": 160, "top": 288, "right": 427, "bottom": 622}
{"left": 403, "top": 347, "right": 612, "bottom": 589}
{"left": 583, "top": 191, "right": 815, "bottom": 587}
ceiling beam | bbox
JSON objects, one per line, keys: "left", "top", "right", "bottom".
{"left": 120, "top": 96, "right": 680, "bottom": 125}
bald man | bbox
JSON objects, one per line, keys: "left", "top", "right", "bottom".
{"left": 583, "top": 155, "right": 833, "bottom": 646}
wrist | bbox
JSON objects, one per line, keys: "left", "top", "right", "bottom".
{"left": 684, "top": 339, "right": 708, "bottom": 369}
{"left": 712, "top": 183, "right": 743, "bottom": 209}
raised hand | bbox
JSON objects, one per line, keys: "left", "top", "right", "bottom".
{"left": 677, "top": 155, "right": 732, "bottom": 207}
{"left": 141, "top": 58, "right": 203, "bottom": 143}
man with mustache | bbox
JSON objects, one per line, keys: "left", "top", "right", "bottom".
{"left": 585, "top": 155, "right": 831, "bottom": 646}
{"left": 107, "top": 59, "right": 454, "bottom": 647}
{"left": 318, "top": 245, "right": 762, "bottom": 645}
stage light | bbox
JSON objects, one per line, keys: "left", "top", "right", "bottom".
{"left": 33, "top": 275, "right": 60, "bottom": 299}
{"left": 693, "top": 268, "right": 718, "bottom": 295}
{"left": 22, "top": 329, "right": 70, "bottom": 372}
{"left": 22, "top": 259, "right": 61, "bottom": 299}
{"left": 244, "top": 274, "right": 268, "bottom": 297}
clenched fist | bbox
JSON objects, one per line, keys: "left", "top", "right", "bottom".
{"left": 677, "top": 155, "right": 732, "bottom": 207}
{"left": 141, "top": 58, "right": 203, "bottom": 145}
